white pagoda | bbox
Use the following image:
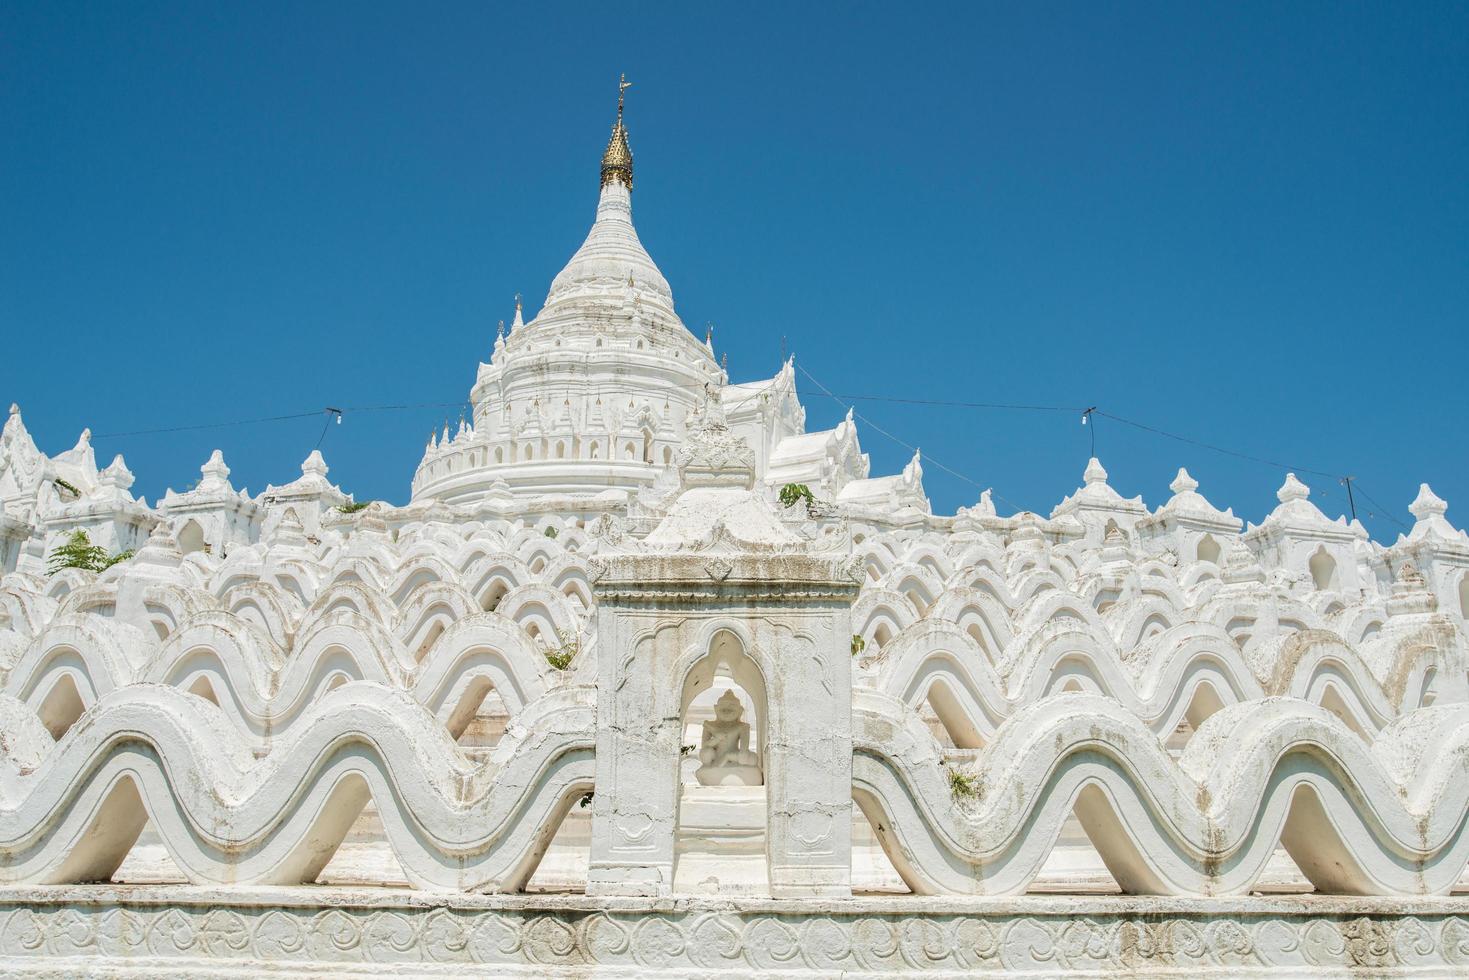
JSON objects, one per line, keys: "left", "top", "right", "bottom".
{"left": 0, "top": 83, "right": 1467, "bottom": 976}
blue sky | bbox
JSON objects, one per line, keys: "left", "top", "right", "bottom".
{"left": 3, "top": 3, "right": 1465, "bottom": 537}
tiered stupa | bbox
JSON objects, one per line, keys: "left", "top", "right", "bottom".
{"left": 409, "top": 80, "right": 893, "bottom": 513}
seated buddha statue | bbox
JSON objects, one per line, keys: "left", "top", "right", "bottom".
{"left": 694, "top": 690, "right": 763, "bottom": 787}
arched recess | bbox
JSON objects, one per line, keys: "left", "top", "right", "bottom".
{"left": 1196, "top": 534, "right": 1221, "bottom": 566}
{"left": 1161, "top": 679, "right": 1229, "bottom": 753}
{"left": 186, "top": 676, "right": 221, "bottom": 706}
{"left": 674, "top": 627, "right": 772, "bottom": 895}
{"left": 920, "top": 676, "right": 984, "bottom": 750}
{"left": 1309, "top": 546, "right": 1337, "bottom": 592}
{"left": 37, "top": 671, "right": 88, "bottom": 740}
{"left": 177, "top": 520, "right": 206, "bottom": 555}
{"left": 1459, "top": 574, "right": 1469, "bottom": 619}
{"left": 679, "top": 628, "right": 770, "bottom": 776}
{"left": 479, "top": 578, "right": 511, "bottom": 613}
{"left": 1419, "top": 667, "right": 1439, "bottom": 708}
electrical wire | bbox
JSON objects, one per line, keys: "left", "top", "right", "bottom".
{"left": 1093, "top": 411, "right": 1341, "bottom": 480}
{"left": 94, "top": 402, "right": 472, "bottom": 439}
{"left": 794, "top": 360, "right": 1029, "bottom": 513}
{"left": 94, "top": 411, "right": 325, "bottom": 438}
{"left": 84, "top": 376, "right": 1416, "bottom": 530}
{"left": 1348, "top": 482, "right": 1412, "bottom": 532}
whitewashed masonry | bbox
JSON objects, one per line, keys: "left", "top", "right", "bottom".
{"left": 2, "top": 85, "right": 1468, "bottom": 974}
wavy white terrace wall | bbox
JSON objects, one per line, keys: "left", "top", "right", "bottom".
{"left": 2, "top": 101, "right": 1468, "bottom": 928}
{"left": 2, "top": 466, "right": 1469, "bottom": 898}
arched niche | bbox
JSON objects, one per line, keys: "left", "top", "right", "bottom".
{"left": 679, "top": 628, "right": 769, "bottom": 757}
{"left": 1309, "top": 546, "right": 1337, "bottom": 591}
{"left": 673, "top": 627, "right": 772, "bottom": 896}
{"left": 177, "top": 520, "right": 206, "bottom": 555}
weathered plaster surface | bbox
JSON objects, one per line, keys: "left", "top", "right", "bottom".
{"left": 2, "top": 887, "right": 1468, "bottom": 976}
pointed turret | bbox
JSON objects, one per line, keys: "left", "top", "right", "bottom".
{"left": 600, "top": 73, "right": 634, "bottom": 190}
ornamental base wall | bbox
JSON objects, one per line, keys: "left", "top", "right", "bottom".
{"left": 2, "top": 887, "right": 1468, "bottom": 977}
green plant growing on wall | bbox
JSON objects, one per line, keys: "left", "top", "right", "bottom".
{"left": 53, "top": 478, "right": 81, "bottom": 499}
{"left": 542, "top": 629, "right": 580, "bottom": 671}
{"left": 944, "top": 763, "right": 978, "bottom": 800}
{"left": 851, "top": 634, "right": 866, "bottom": 657}
{"left": 47, "top": 530, "right": 133, "bottom": 575}
{"left": 778, "top": 483, "right": 815, "bottom": 510}
{"left": 337, "top": 500, "right": 373, "bottom": 514}
{"left": 543, "top": 525, "right": 559, "bottom": 539}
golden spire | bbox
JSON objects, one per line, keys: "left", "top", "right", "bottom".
{"left": 600, "top": 73, "right": 634, "bottom": 190}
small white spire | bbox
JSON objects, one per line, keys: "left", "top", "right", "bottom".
{"left": 301, "top": 450, "right": 328, "bottom": 478}
{"left": 511, "top": 294, "right": 524, "bottom": 331}
{"left": 97, "top": 454, "right": 135, "bottom": 490}
{"left": 1277, "top": 472, "right": 1310, "bottom": 503}
{"left": 1083, "top": 457, "right": 1108, "bottom": 486}
{"left": 199, "top": 449, "right": 230, "bottom": 489}
{"left": 1409, "top": 483, "right": 1448, "bottom": 520}
{"left": 904, "top": 448, "right": 923, "bottom": 482}
{"left": 1169, "top": 467, "right": 1198, "bottom": 495}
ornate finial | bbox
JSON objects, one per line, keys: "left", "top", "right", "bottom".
{"left": 705, "top": 322, "right": 713, "bottom": 346}
{"left": 601, "top": 75, "right": 634, "bottom": 190}
{"left": 1170, "top": 467, "right": 1198, "bottom": 496}
{"left": 1409, "top": 483, "right": 1448, "bottom": 521}
{"left": 301, "top": 450, "right": 328, "bottom": 478}
{"left": 1277, "top": 472, "right": 1310, "bottom": 503}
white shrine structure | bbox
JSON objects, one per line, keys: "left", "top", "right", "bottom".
{"left": 2, "top": 85, "right": 1469, "bottom": 976}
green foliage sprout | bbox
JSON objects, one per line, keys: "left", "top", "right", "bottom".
{"left": 543, "top": 525, "right": 559, "bottom": 539}
{"left": 946, "top": 766, "right": 979, "bottom": 800}
{"left": 47, "top": 530, "right": 134, "bottom": 575}
{"left": 851, "top": 634, "right": 866, "bottom": 657}
{"left": 542, "top": 629, "right": 580, "bottom": 671}
{"left": 337, "top": 500, "right": 373, "bottom": 514}
{"left": 778, "top": 483, "right": 816, "bottom": 510}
